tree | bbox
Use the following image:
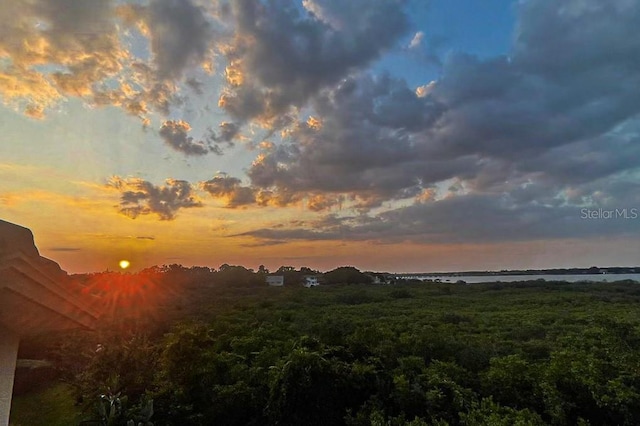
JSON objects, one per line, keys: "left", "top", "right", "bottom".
{"left": 215, "top": 265, "right": 262, "bottom": 287}
{"left": 267, "top": 349, "right": 350, "bottom": 425}
{"left": 300, "top": 266, "right": 319, "bottom": 275}
{"left": 324, "top": 266, "right": 372, "bottom": 285}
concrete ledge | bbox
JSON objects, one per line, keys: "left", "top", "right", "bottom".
{"left": 0, "top": 252, "right": 99, "bottom": 333}
{"left": 0, "top": 325, "right": 18, "bottom": 426}
{"left": 0, "top": 220, "right": 99, "bottom": 426}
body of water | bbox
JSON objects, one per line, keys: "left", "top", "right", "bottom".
{"left": 403, "top": 273, "right": 640, "bottom": 284}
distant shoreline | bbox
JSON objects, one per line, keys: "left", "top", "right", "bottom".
{"left": 399, "top": 266, "right": 640, "bottom": 277}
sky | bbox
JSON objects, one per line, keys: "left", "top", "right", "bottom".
{"left": 1, "top": 0, "right": 639, "bottom": 274}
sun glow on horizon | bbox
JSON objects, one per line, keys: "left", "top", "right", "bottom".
{"left": 119, "top": 259, "right": 131, "bottom": 269}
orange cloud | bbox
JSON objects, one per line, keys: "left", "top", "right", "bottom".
{"left": 0, "top": 0, "right": 128, "bottom": 116}
{"left": 0, "top": 0, "right": 214, "bottom": 121}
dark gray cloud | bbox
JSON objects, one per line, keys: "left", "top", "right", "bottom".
{"left": 229, "top": 0, "right": 640, "bottom": 245}
{"left": 513, "top": 0, "right": 640, "bottom": 81}
{"left": 245, "top": 73, "right": 463, "bottom": 207}
{"left": 422, "top": 0, "right": 640, "bottom": 163}
{"left": 200, "top": 175, "right": 256, "bottom": 208}
{"left": 109, "top": 177, "right": 203, "bottom": 220}
{"left": 238, "top": 191, "right": 640, "bottom": 245}
{"left": 218, "top": 0, "right": 409, "bottom": 123}
{"left": 159, "top": 120, "right": 210, "bottom": 156}
{"left": 520, "top": 124, "right": 640, "bottom": 186}
{"left": 107, "top": 0, "right": 215, "bottom": 118}
{"left": 234, "top": 227, "right": 339, "bottom": 243}
{"left": 240, "top": 240, "right": 287, "bottom": 248}
{"left": 158, "top": 120, "right": 236, "bottom": 156}
{"left": 209, "top": 122, "right": 241, "bottom": 144}
{"left": 237, "top": 0, "right": 640, "bottom": 217}
{"left": 146, "top": 0, "right": 213, "bottom": 80}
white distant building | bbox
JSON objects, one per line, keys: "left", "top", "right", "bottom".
{"left": 303, "top": 276, "right": 320, "bottom": 287}
{"left": 368, "top": 274, "right": 389, "bottom": 284}
{"left": 266, "top": 275, "right": 284, "bottom": 286}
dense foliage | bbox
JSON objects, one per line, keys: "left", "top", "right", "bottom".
{"left": 15, "top": 273, "right": 640, "bottom": 425}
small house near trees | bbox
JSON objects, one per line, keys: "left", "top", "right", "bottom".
{"left": 266, "top": 275, "right": 284, "bottom": 286}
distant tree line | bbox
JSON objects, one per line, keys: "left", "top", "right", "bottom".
{"left": 75, "top": 264, "right": 375, "bottom": 289}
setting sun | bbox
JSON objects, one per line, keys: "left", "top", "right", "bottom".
{"left": 119, "top": 260, "right": 131, "bottom": 269}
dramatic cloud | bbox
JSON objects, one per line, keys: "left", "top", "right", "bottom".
{"left": 108, "top": 177, "right": 202, "bottom": 220}
{"left": 91, "top": 62, "right": 178, "bottom": 120}
{"left": 245, "top": 73, "right": 456, "bottom": 208}
{"left": 241, "top": 0, "right": 639, "bottom": 205}
{"left": 201, "top": 175, "right": 256, "bottom": 208}
{"left": 209, "top": 122, "right": 241, "bottom": 145}
{"left": 119, "top": 0, "right": 213, "bottom": 80}
{"left": 96, "top": 0, "right": 216, "bottom": 119}
{"left": 425, "top": 0, "right": 640, "bottom": 161}
{"left": 230, "top": 0, "right": 640, "bottom": 244}
{"left": 0, "top": 0, "right": 216, "bottom": 121}
{"left": 208, "top": 129, "right": 240, "bottom": 155}
{"left": 159, "top": 120, "right": 211, "bottom": 156}
{"left": 217, "top": 0, "right": 409, "bottom": 124}
{"left": 0, "top": 0, "right": 125, "bottom": 115}
{"left": 158, "top": 120, "right": 238, "bottom": 156}
{"left": 238, "top": 189, "right": 640, "bottom": 246}
{"left": 147, "top": 0, "right": 213, "bottom": 79}
{"left": 513, "top": 0, "right": 640, "bottom": 81}
{"left": 5, "top": 0, "right": 640, "bottom": 254}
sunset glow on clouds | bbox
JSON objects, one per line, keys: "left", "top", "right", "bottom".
{"left": 1, "top": 0, "right": 639, "bottom": 273}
